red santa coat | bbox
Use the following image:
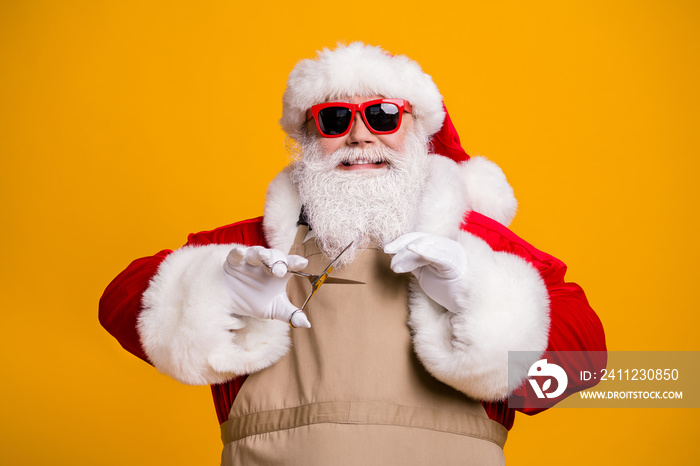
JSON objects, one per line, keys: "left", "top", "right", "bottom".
{"left": 99, "top": 155, "right": 605, "bottom": 431}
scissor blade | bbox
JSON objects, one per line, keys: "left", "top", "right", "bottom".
{"left": 323, "top": 277, "right": 365, "bottom": 285}
{"left": 287, "top": 270, "right": 325, "bottom": 286}
{"left": 319, "top": 242, "right": 354, "bottom": 276}
{"left": 288, "top": 242, "right": 354, "bottom": 282}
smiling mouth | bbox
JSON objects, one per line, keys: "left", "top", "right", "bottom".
{"left": 338, "top": 158, "right": 387, "bottom": 170}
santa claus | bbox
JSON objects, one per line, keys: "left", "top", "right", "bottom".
{"left": 100, "top": 42, "right": 606, "bottom": 465}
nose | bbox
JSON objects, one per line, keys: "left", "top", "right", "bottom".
{"left": 346, "top": 111, "right": 377, "bottom": 147}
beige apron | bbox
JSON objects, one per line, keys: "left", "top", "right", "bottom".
{"left": 220, "top": 226, "right": 507, "bottom": 465}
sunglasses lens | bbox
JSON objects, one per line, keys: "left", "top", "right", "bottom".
{"left": 365, "top": 103, "right": 400, "bottom": 132}
{"left": 317, "top": 107, "right": 353, "bottom": 135}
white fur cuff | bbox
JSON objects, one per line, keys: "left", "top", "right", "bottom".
{"left": 138, "top": 244, "right": 291, "bottom": 385}
{"left": 408, "top": 230, "right": 550, "bottom": 401}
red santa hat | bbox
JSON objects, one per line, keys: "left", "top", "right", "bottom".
{"left": 280, "top": 42, "right": 469, "bottom": 163}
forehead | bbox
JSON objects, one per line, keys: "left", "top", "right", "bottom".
{"left": 324, "top": 95, "right": 386, "bottom": 104}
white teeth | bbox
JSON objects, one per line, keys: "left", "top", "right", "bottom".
{"left": 342, "top": 158, "right": 383, "bottom": 165}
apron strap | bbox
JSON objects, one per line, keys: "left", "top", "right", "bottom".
{"left": 291, "top": 223, "right": 310, "bottom": 253}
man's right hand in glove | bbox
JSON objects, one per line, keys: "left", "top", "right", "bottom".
{"left": 223, "top": 245, "right": 311, "bottom": 328}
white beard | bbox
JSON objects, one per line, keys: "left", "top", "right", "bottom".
{"left": 291, "top": 131, "right": 430, "bottom": 265}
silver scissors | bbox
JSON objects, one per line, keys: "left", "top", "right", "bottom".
{"left": 288, "top": 242, "right": 364, "bottom": 312}
{"left": 264, "top": 242, "right": 364, "bottom": 323}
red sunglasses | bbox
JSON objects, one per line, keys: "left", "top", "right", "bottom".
{"left": 305, "top": 99, "right": 412, "bottom": 138}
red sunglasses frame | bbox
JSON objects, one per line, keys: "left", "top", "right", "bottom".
{"left": 305, "top": 98, "right": 412, "bottom": 138}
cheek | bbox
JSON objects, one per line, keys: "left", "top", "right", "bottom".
{"left": 318, "top": 137, "right": 345, "bottom": 156}
{"left": 379, "top": 115, "right": 413, "bottom": 151}
{"left": 306, "top": 120, "right": 344, "bottom": 155}
{"left": 376, "top": 129, "right": 408, "bottom": 152}
{"left": 381, "top": 134, "right": 405, "bottom": 152}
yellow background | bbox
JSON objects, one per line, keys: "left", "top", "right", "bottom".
{"left": 2, "top": 0, "right": 698, "bottom": 464}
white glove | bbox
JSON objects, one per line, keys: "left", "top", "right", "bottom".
{"left": 223, "top": 245, "right": 311, "bottom": 328}
{"left": 384, "top": 232, "right": 469, "bottom": 314}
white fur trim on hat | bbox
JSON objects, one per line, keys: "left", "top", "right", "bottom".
{"left": 280, "top": 42, "right": 445, "bottom": 140}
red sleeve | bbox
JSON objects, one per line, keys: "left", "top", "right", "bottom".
{"left": 98, "top": 217, "right": 267, "bottom": 363}
{"left": 463, "top": 212, "right": 606, "bottom": 421}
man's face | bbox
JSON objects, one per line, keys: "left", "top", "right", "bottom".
{"left": 292, "top": 95, "right": 429, "bottom": 264}
{"left": 305, "top": 95, "right": 414, "bottom": 170}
